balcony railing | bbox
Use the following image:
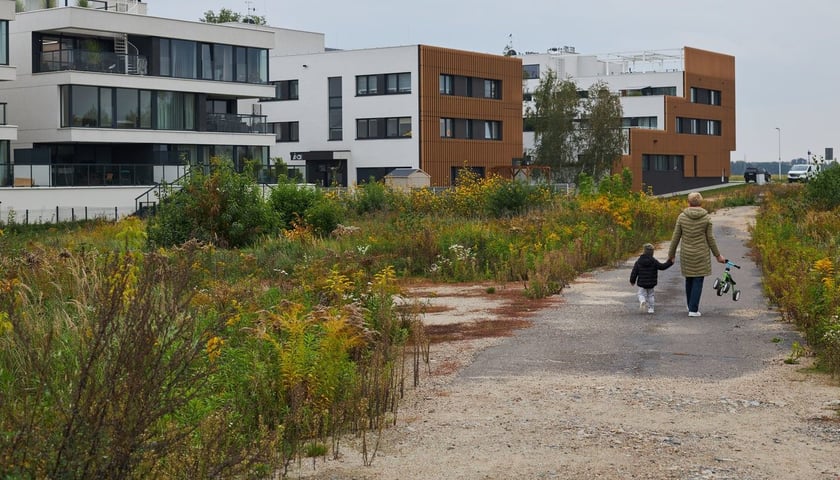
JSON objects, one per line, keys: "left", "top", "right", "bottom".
{"left": 38, "top": 50, "right": 148, "bottom": 75}
{"left": 206, "top": 113, "right": 268, "bottom": 134}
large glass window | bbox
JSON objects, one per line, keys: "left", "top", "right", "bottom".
{"left": 99, "top": 87, "right": 113, "bottom": 127}
{"left": 171, "top": 39, "right": 197, "bottom": 79}
{"left": 72, "top": 85, "right": 99, "bottom": 127}
{"left": 200, "top": 43, "right": 213, "bottom": 80}
{"left": 246, "top": 47, "right": 267, "bottom": 83}
{"left": 139, "top": 90, "right": 152, "bottom": 129}
{"left": 159, "top": 38, "right": 171, "bottom": 76}
{"left": 264, "top": 80, "right": 299, "bottom": 101}
{"left": 440, "top": 74, "right": 453, "bottom": 95}
{"left": 116, "top": 88, "right": 138, "bottom": 128}
{"left": 214, "top": 44, "right": 234, "bottom": 81}
{"left": 235, "top": 47, "right": 247, "bottom": 82}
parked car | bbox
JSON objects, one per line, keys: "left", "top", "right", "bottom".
{"left": 743, "top": 167, "right": 771, "bottom": 183}
{"left": 787, "top": 164, "right": 816, "bottom": 183}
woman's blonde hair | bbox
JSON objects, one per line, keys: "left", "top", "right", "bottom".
{"left": 687, "top": 192, "right": 703, "bottom": 206}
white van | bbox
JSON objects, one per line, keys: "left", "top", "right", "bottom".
{"left": 787, "top": 164, "right": 816, "bottom": 183}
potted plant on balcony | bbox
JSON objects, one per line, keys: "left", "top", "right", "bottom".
{"left": 77, "top": 0, "right": 90, "bottom": 6}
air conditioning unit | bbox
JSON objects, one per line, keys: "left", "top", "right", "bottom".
{"left": 252, "top": 104, "right": 262, "bottom": 115}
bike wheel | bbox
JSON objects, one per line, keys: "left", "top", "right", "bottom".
{"left": 716, "top": 286, "right": 723, "bottom": 296}
{"left": 733, "top": 290, "right": 741, "bottom": 301}
{"left": 722, "top": 282, "right": 730, "bottom": 293}
{"left": 712, "top": 278, "right": 720, "bottom": 289}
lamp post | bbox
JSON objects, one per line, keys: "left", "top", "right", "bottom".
{"left": 776, "top": 127, "right": 781, "bottom": 180}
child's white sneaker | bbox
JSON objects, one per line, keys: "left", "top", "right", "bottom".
{"left": 639, "top": 300, "right": 648, "bottom": 313}
{"left": 647, "top": 307, "right": 655, "bottom": 314}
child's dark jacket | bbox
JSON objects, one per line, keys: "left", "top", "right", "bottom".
{"left": 630, "top": 254, "right": 673, "bottom": 288}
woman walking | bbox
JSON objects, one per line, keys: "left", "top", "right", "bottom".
{"left": 667, "top": 192, "right": 726, "bottom": 317}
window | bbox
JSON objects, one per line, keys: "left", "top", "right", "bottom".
{"left": 213, "top": 44, "right": 234, "bottom": 81}
{"left": 622, "top": 116, "right": 658, "bottom": 129}
{"left": 690, "top": 87, "right": 721, "bottom": 106}
{"left": 676, "top": 117, "right": 720, "bottom": 136}
{"left": 440, "top": 118, "right": 454, "bottom": 138}
{"left": 0, "top": 21, "right": 7, "bottom": 66}
{"left": 523, "top": 64, "right": 540, "bottom": 80}
{"left": 358, "top": 117, "right": 411, "bottom": 139}
{"left": 264, "top": 80, "right": 299, "bottom": 101}
{"left": 441, "top": 117, "right": 501, "bottom": 140}
{"left": 621, "top": 86, "right": 676, "bottom": 97}
{"left": 441, "top": 74, "right": 501, "bottom": 99}
{"left": 439, "top": 74, "right": 453, "bottom": 95}
{"left": 484, "top": 121, "right": 501, "bottom": 140}
{"left": 115, "top": 88, "right": 139, "bottom": 128}
{"left": 328, "top": 77, "right": 343, "bottom": 140}
{"left": 200, "top": 43, "right": 213, "bottom": 80}
{"left": 484, "top": 79, "right": 500, "bottom": 99}
{"left": 642, "top": 154, "right": 684, "bottom": 172}
{"left": 171, "top": 39, "right": 197, "bottom": 79}
{"left": 272, "top": 121, "right": 299, "bottom": 142}
{"left": 357, "top": 73, "right": 411, "bottom": 95}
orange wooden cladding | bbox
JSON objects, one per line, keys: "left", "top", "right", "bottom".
{"left": 418, "top": 45, "right": 524, "bottom": 186}
{"left": 619, "top": 47, "right": 736, "bottom": 191}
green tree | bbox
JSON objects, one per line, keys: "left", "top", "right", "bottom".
{"left": 526, "top": 69, "right": 580, "bottom": 182}
{"left": 578, "top": 81, "right": 625, "bottom": 180}
{"left": 200, "top": 8, "right": 267, "bottom": 25}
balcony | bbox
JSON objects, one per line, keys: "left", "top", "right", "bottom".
{"left": 38, "top": 49, "right": 148, "bottom": 75}
{"left": 206, "top": 113, "right": 267, "bottom": 134}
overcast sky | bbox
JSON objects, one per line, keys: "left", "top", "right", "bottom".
{"left": 143, "top": 0, "right": 840, "bottom": 166}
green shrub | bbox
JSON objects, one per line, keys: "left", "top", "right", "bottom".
{"left": 269, "top": 182, "right": 321, "bottom": 229}
{"left": 147, "top": 158, "right": 278, "bottom": 248}
{"left": 305, "top": 198, "right": 344, "bottom": 237}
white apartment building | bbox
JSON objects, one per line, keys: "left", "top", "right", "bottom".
{"left": 254, "top": 27, "right": 523, "bottom": 188}
{"left": 0, "top": 1, "right": 275, "bottom": 220}
{"left": 0, "top": 0, "right": 18, "bottom": 192}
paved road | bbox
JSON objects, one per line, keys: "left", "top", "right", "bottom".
{"left": 460, "top": 206, "right": 799, "bottom": 380}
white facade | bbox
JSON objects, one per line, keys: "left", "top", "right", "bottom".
{"left": 0, "top": 5, "right": 276, "bottom": 219}
{"left": 252, "top": 34, "right": 421, "bottom": 187}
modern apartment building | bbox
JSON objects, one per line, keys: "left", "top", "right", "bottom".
{"left": 256, "top": 28, "right": 523, "bottom": 187}
{"left": 0, "top": 0, "right": 17, "bottom": 188}
{"left": 520, "top": 46, "right": 735, "bottom": 194}
{"left": 0, "top": 1, "right": 275, "bottom": 216}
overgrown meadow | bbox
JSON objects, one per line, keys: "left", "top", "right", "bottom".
{"left": 1, "top": 163, "right": 835, "bottom": 478}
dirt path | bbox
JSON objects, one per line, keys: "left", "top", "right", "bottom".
{"left": 290, "top": 207, "right": 840, "bottom": 480}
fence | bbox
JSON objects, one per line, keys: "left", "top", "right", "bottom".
{"left": 1, "top": 205, "right": 132, "bottom": 225}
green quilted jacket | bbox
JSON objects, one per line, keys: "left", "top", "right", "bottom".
{"left": 667, "top": 206, "right": 721, "bottom": 277}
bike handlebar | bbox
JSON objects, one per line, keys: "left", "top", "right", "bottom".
{"left": 724, "top": 259, "right": 741, "bottom": 269}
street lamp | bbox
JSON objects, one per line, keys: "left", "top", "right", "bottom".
{"left": 776, "top": 127, "right": 781, "bottom": 179}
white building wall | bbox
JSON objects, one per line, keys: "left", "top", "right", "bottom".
{"left": 260, "top": 45, "right": 420, "bottom": 186}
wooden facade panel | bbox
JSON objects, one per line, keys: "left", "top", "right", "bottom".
{"left": 419, "top": 45, "right": 523, "bottom": 186}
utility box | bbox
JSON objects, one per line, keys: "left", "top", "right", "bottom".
{"left": 384, "top": 168, "right": 431, "bottom": 191}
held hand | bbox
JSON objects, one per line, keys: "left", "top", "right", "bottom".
{"left": 668, "top": 257, "right": 675, "bottom": 263}
{"left": 716, "top": 255, "right": 726, "bottom": 263}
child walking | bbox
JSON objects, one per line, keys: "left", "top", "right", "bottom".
{"left": 630, "top": 243, "right": 674, "bottom": 314}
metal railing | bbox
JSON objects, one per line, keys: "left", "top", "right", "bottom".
{"left": 206, "top": 113, "right": 268, "bottom": 134}
{"left": 38, "top": 50, "right": 148, "bottom": 75}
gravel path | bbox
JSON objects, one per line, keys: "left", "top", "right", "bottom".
{"left": 290, "top": 206, "right": 840, "bottom": 480}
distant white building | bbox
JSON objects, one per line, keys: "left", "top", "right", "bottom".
{"left": 518, "top": 46, "right": 735, "bottom": 194}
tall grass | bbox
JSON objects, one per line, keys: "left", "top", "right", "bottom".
{"left": 751, "top": 184, "right": 840, "bottom": 375}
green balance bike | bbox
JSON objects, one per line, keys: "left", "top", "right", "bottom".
{"left": 713, "top": 259, "right": 741, "bottom": 301}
